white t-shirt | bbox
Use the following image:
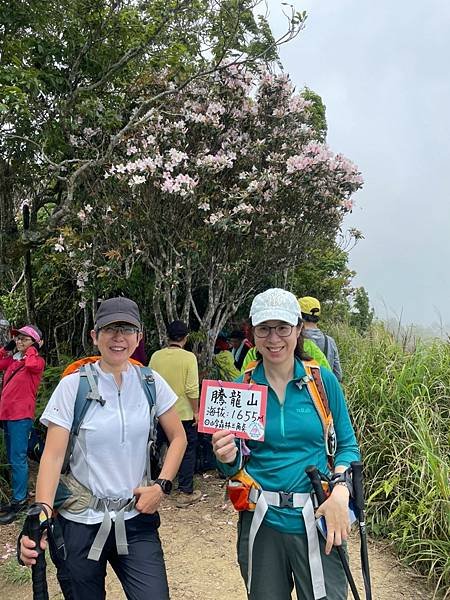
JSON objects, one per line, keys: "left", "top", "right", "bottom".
{"left": 41, "top": 361, "right": 177, "bottom": 524}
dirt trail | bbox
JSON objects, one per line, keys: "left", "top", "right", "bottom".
{"left": 0, "top": 473, "right": 435, "bottom": 599}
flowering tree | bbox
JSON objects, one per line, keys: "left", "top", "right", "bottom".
{"left": 58, "top": 67, "right": 362, "bottom": 365}
{"left": 1, "top": 0, "right": 305, "bottom": 328}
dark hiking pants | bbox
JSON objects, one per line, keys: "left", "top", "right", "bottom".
{"left": 57, "top": 512, "right": 169, "bottom": 600}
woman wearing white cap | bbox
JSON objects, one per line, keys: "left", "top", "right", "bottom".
{"left": 212, "top": 288, "right": 360, "bottom": 600}
{"left": 0, "top": 324, "right": 45, "bottom": 524}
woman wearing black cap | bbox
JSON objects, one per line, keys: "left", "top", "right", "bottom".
{"left": 19, "top": 298, "right": 187, "bottom": 600}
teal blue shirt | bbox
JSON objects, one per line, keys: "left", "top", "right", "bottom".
{"left": 218, "top": 359, "right": 360, "bottom": 534}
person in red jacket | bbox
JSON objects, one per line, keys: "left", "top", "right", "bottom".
{"left": 0, "top": 324, "right": 45, "bottom": 524}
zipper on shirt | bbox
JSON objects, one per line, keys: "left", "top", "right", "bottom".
{"left": 117, "top": 389, "right": 125, "bottom": 443}
{"left": 280, "top": 403, "right": 285, "bottom": 437}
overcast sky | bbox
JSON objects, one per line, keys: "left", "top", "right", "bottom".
{"left": 267, "top": 0, "right": 450, "bottom": 330}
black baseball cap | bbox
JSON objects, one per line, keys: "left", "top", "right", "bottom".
{"left": 167, "top": 320, "right": 189, "bottom": 339}
{"left": 95, "top": 297, "right": 141, "bottom": 329}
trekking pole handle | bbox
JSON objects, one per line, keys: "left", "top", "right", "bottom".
{"left": 305, "top": 465, "right": 362, "bottom": 600}
{"left": 24, "top": 505, "right": 44, "bottom": 557}
{"left": 350, "top": 461, "right": 365, "bottom": 512}
{"left": 23, "top": 504, "right": 49, "bottom": 600}
{"left": 305, "top": 465, "right": 327, "bottom": 505}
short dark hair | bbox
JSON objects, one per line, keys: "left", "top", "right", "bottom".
{"left": 167, "top": 320, "right": 189, "bottom": 341}
{"left": 229, "top": 330, "right": 245, "bottom": 340}
{"left": 302, "top": 314, "right": 320, "bottom": 324}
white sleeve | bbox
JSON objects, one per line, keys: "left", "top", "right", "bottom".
{"left": 40, "top": 373, "right": 80, "bottom": 431}
{"left": 153, "top": 370, "right": 177, "bottom": 417}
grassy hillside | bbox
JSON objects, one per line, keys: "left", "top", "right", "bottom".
{"left": 331, "top": 322, "right": 450, "bottom": 597}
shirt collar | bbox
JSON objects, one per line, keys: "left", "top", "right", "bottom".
{"left": 93, "top": 360, "right": 132, "bottom": 379}
{"left": 250, "top": 357, "right": 307, "bottom": 384}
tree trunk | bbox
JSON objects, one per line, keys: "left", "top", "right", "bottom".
{"left": 0, "top": 304, "right": 10, "bottom": 347}
{"left": 22, "top": 205, "right": 36, "bottom": 322}
{"left": 152, "top": 272, "right": 167, "bottom": 347}
{"left": 82, "top": 305, "right": 90, "bottom": 355}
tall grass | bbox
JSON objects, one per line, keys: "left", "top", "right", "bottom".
{"left": 331, "top": 322, "right": 450, "bottom": 597}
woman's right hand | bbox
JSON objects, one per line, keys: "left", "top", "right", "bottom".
{"left": 212, "top": 430, "right": 238, "bottom": 464}
{"left": 19, "top": 533, "right": 47, "bottom": 566}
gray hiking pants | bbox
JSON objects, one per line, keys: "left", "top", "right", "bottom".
{"left": 237, "top": 511, "right": 348, "bottom": 600}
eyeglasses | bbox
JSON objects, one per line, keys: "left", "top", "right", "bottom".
{"left": 253, "top": 324, "right": 294, "bottom": 338}
{"left": 100, "top": 324, "right": 139, "bottom": 336}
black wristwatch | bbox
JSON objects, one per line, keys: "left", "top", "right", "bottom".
{"left": 154, "top": 478, "right": 172, "bottom": 495}
{"left": 330, "top": 471, "right": 353, "bottom": 496}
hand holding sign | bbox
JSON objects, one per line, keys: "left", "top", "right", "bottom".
{"left": 198, "top": 380, "right": 268, "bottom": 441}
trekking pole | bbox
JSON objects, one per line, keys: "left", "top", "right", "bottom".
{"left": 22, "top": 504, "right": 49, "bottom": 600}
{"left": 350, "top": 461, "right": 372, "bottom": 600}
{"left": 47, "top": 518, "right": 75, "bottom": 600}
{"left": 305, "top": 465, "right": 361, "bottom": 600}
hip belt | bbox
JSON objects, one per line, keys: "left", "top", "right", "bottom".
{"left": 58, "top": 472, "right": 140, "bottom": 561}
{"left": 247, "top": 487, "right": 326, "bottom": 600}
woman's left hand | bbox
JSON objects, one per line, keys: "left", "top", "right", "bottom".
{"left": 315, "top": 485, "right": 351, "bottom": 554}
{"left": 133, "top": 484, "right": 164, "bottom": 513}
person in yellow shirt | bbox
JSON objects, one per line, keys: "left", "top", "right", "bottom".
{"left": 150, "top": 321, "right": 201, "bottom": 507}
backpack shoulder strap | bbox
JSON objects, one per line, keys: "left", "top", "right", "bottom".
{"left": 242, "top": 360, "right": 260, "bottom": 384}
{"left": 133, "top": 364, "right": 157, "bottom": 442}
{"left": 301, "top": 360, "right": 335, "bottom": 464}
{"left": 302, "top": 360, "right": 331, "bottom": 420}
{"left": 72, "top": 363, "right": 105, "bottom": 433}
{"left": 62, "top": 363, "right": 104, "bottom": 473}
{"left": 134, "top": 365, "right": 156, "bottom": 408}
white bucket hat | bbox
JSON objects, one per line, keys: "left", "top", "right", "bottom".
{"left": 250, "top": 288, "right": 301, "bottom": 326}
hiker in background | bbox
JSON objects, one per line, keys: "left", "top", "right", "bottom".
{"left": 300, "top": 296, "right": 343, "bottom": 381}
{"left": 212, "top": 335, "right": 240, "bottom": 381}
{"left": 19, "top": 297, "right": 186, "bottom": 600}
{"left": 229, "top": 329, "right": 252, "bottom": 371}
{"left": 0, "top": 324, "right": 45, "bottom": 524}
{"left": 212, "top": 288, "right": 359, "bottom": 600}
{"left": 150, "top": 320, "right": 202, "bottom": 508}
{"left": 240, "top": 318, "right": 253, "bottom": 344}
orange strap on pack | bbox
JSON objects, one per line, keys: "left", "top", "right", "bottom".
{"left": 302, "top": 360, "right": 332, "bottom": 431}
{"left": 227, "top": 469, "right": 261, "bottom": 511}
{"left": 302, "top": 360, "right": 336, "bottom": 464}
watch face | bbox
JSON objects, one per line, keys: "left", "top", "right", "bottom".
{"left": 156, "top": 479, "right": 172, "bottom": 494}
